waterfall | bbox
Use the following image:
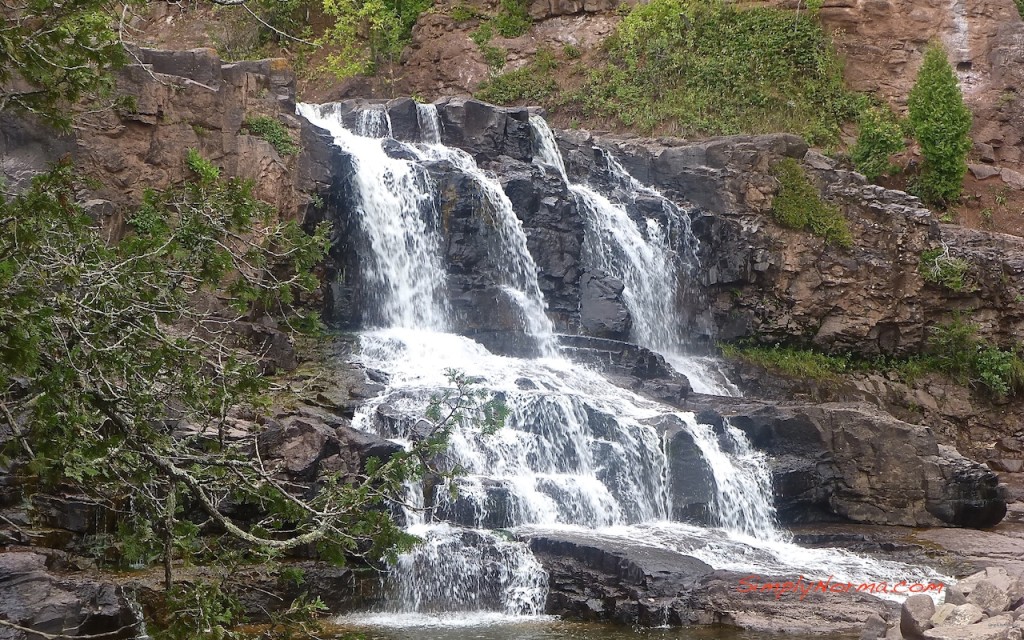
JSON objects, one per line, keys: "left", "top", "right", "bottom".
{"left": 298, "top": 102, "right": 941, "bottom": 625}
{"left": 529, "top": 115, "right": 739, "bottom": 396}
{"left": 416, "top": 103, "right": 443, "bottom": 144}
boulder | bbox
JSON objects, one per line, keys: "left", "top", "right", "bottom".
{"left": 969, "top": 580, "right": 1013, "bottom": 615}
{"left": 946, "top": 604, "right": 987, "bottom": 626}
{"left": 901, "top": 594, "right": 936, "bottom": 639}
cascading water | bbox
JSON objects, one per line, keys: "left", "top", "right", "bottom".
{"left": 530, "top": 115, "right": 739, "bottom": 395}
{"left": 298, "top": 102, "right": 947, "bottom": 627}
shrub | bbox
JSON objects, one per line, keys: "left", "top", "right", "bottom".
{"left": 493, "top": 0, "right": 532, "bottom": 37}
{"left": 242, "top": 116, "right": 299, "bottom": 156}
{"left": 851, "top": 106, "right": 905, "bottom": 181}
{"left": 907, "top": 42, "right": 972, "bottom": 207}
{"left": 771, "top": 158, "right": 853, "bottom": 247}
{"left": 919, "top": 246, "right": 974, "bottom": 292}
{"left": 475, "top": 50, "right": 558, "bottom": 103}
{"left": 562, "top": 43, "right": 582, "bottom": 59}
{"left": 480, "top": 43, "right": 507, "bottom": 69}
{"left": 570, "top": 0, "right": 859, "bottom": 144}
{"left": 451, "top": 2, "right": 485, "bottom": 21}
{"left": 1015, "top": 0, "right": 1024, "bottom": 19}
{"left": 927, "top": 319, "right": 1024, "bottom": 397}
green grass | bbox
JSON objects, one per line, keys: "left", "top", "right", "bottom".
{"left": 720, "top": 318, "right": 1024, "bottom": 398}
{"left": 771, "top": 158, "right": 852, "bottom": 247}
{"left": 719, "top": 343, "right": 851, "bottom": 380}
{"left": 242, "top": 116, "right": 298, "bottom": 156}
{"left": 564, "top": 0, "right": 859, "bottom": 145}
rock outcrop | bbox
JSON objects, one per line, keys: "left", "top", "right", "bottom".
{"left": 526, "top": 529, "right": 899, "bottom": 632}
{"left": 0, "top": 551, "right": 142, "bottom": 640}
{"left": 694, "top": 397, "right": 1007, "bottom": 528}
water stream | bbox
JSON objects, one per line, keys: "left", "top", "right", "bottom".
{"left": 297, "top": 102, "right": 946, "bottom": 628}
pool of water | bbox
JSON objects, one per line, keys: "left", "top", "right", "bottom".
{"left": 328, "top": 617, "right": 858, "bottom": 639}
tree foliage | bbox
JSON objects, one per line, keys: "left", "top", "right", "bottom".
{"left": 321, "top": 0, "right": 432, "bottom": 78}
{"left": 0, "top": 0, "right": 135, "bottom": 131}
{"left": 907, "top": 42, "right": 972, "bottom": 207}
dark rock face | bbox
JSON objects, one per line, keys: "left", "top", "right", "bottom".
{"left": 693, "top": 397, "right": 1007, "bottom": 528}
{"left": 578, "top": 273, "right": 631, "bottom": 339}
{"left": 0, "top": 551, "right": 141, "bottom": 640}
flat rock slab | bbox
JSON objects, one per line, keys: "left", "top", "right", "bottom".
{"left": 923, "top": 614, "right": 1013, "bottom": 639}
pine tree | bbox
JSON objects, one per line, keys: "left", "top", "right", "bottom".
{"left": 907, "top": 41, "right": 973, "bottom": 207}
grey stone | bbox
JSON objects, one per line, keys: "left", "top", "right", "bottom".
{"left": 863, "top": 613, "right": 890, "bottom": 639}
{"left": 969, "top": 164, "right": 1002, "bottom": 180}
{"left": 969, "top": 580, "right": 1013, "bottom": 614}
{"left": 923, "top": 615, "right": 1013, "bottom": 640}
{"left": 902, "top": 594, "right": 937, "bottom": 638}
{"left": 947, "top": 603, "right": 986, "bottom": 626}
{"left": 933, "top": 603, "right": 958, "bottom": 626}
{"left": 947, "top": 587, "right": 969, "bottom": 606}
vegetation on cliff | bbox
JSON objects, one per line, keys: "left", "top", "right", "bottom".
{"left": 770, "top": 158, "right": 853, "bottom": 247}
{"left": 907, "top": 42, "right": 973, "bottom": 207}
{"left": 481, "top": 0, "right": 859, "bottom": 144}
{"left": 722, "top": 318, "right": 1024, "bottom": 398}
{"left": 851, "top": 106, "right": 907, "bottom": 181}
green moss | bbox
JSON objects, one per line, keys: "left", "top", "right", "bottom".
{"left": 919, "top": 247, "right": 974, "bottom": 292}
{"left": 770, "top": 158, "right": 852, "bottom": 247}
{"left": 242, "top": 116, "right": 298, "bottom": 156}
{"left": 563, "top": 0, "right": 858, "bottom": 145}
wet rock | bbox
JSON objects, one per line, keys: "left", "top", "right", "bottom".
{"left": 644, "top": 415, "right": 716, "bottom": 523}
{"left": 902, "top": 594, "right": 936, "bottom": 639}
{"left": 579, "top": 272, "right": 631, "bottom": 340}
{"left": 694, "top": 397, "right": 1007, "bottom": 528}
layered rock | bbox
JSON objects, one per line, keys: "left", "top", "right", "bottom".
{"left": 525, "top": 529, "right": 898, "bottom": 632}
{"left": 694, "top": 397, "right": 1007, "bottom": 528}
{"left": 0, "top": 551, "right": 142, "bottom": 640}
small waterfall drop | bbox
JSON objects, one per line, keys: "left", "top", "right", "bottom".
{"left": 529, "top": 115, "right": 739, "bottom": 395}
{"left": 416, "top": 103, "right": 443, "bottom": 144}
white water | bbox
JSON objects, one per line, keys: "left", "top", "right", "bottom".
{"left": 530, "top": 115, "right": 739, "bottom": 396}
{"left": 299, "top": 103, "right": 947, "bottom": 625}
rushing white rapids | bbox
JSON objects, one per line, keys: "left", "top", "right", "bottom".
{"left": 298, "top": 102, "right": 949, "bottom": 625}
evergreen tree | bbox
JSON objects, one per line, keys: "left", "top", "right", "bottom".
{"left": 907, "top": 41, "right": 973, "bottom": 207}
